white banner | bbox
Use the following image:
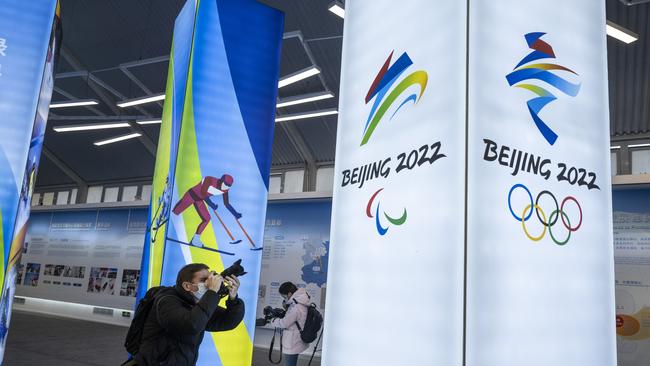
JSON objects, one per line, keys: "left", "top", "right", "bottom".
{"left": 466, "top": 1, "right": 615, "bottom": 366}
{"left": 323, "top": 1, "right": 467, "bottom": 365}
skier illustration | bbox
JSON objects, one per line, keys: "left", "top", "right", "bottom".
{"left": 172, "top": 174, "right": 242, "bottom": 248}
{"left": 151, "top": 175, "right": 172, "bottom": 243}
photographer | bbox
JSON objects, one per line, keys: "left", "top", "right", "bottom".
{"left": 264, "top": 282, "right": 310, "bottom": 366}
{"left": 135, "top": 263, "right": 244, "bottom": 366}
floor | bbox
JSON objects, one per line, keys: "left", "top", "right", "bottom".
{"left": 3, "top": 311, "right": 320, "bottom": 366}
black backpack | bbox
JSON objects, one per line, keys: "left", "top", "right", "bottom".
{"left": 124, "top": 286, "right": 168, "bottom": 355}
{"left": 295, "top": 302, "right": 323, "bottom": 343}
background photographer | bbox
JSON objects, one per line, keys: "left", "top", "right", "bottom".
{"left": 134, "top": 263, "right": 244, "bottom": 366}
{"left": 259, "top": 282, "right": 310, "bottom": 366}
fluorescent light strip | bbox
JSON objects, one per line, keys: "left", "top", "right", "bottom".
{"left": 53, "top": 122, "right": 131, "bottom": 132}
{"left": 278, "top": 66, "right": 320, "bottom": 88}
{"left": 275, "top": 109, "right": 338, "bottom": 122}
{"left": 610, "top": 146, "right": 621, "bottom": 149}
{"left": 136, "top": 119, "right": 162, "bottom": 125}
{"left": 94, "top": 133, "right": 142, "bottom": 146}
{"left": 117, "top": 94, "right": 165, "bottom": 108}
{"left": 49, "top": 99, "right": 98, "bottom": 109}
{"left": 606, "top": 21, "right": 638, "bottom": 44}
{"left": 328, "top": 2, "right": 345, "bottom": 18}
{"left": 628, "top": 143, "right": 650, "bottom": 148}
{"left": 277, "top": 92, "right": 334, "bottom": 108}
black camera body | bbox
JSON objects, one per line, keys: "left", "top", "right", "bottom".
{"left": 215, "top": 259, "right": 246, "bottom": 296}
{"left": 263, "top": 306, "right": 286, "bottom": 320}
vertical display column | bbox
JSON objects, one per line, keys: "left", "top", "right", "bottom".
{"left": 0, "top": 0, "right": 60, "bottom": 361}
{"left": 466, "top": 1, "right": 616, "bottom": 366}
{"left": 323, "top": 1, "right": 467, "bottom": 365}
{"left": 141, "top": 0, "right": 283, "bottom": 365}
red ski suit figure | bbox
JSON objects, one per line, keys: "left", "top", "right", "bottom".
{"left": 172, "top": 174, "right": 241, "bottom": 237}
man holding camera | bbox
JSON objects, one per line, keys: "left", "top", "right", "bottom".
{"left": 259, "top": 282, "right": 310, "bottom": 366}
{"left": 135, "top": 263, "right": 244, "bottom": 366}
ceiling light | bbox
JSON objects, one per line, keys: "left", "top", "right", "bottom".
{"left": 53, "top": 122, "right": 131, "bottom": 132}
{"left": 94, "top": 133, "right": 142, "bottom": 146}
{"left": 277, "top": 91, "right": 334, "bottom": 108}
{"left": 278, "top": 66, "right": 320, "bottom": 88}
{"left": 275, "top": 109, "right": 338, "bottom": 122}
{"left": 117, "top": 94, "right": 165, "bottom": 108}
{"left": 136, "top": 119, "right": 162, "bottom": 125}
{"left": 328, "top": 2, "right": 345, "bottom": 18}
{"left": 49, "top": 99, "right": 98, "bottom": 109}
{"left": 610, "top": 146, "right": 621, "bottom": 149}
{"left": 606, "top": 20, "right": 638, "bottom": 44}
{"left": 628, "top": 143, "right": 650, "bottom": 148}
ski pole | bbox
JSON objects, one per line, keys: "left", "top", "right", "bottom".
{"left": 235, "top": 218, "right": 256, "bottom": 248}
{"left": 211, "top": 208, "right": 242, "bottom": 244}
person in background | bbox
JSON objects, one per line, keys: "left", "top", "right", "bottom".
{"left": 270, "top": 282, "right": 310, "bottom": 366}
{"left": 135, "top": 263, "right": 244, "bottom": 366}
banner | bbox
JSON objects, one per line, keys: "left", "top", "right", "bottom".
{"left": 17, "top": 208, "right": 147, "bottom": 309}
{"left": 0, "top": 0, "right": 60, "bottom": 360}
{"left": 612, "top": 188, "right": 650, "bottom": 366}
{"left": 140, "top": 0, "right": 283, "bottom": 365}
{"left": 323, "top": 1, "right": 467, "bottom": 365}
{"left": 466, "top": 1, "right": 615, "bottom": 366}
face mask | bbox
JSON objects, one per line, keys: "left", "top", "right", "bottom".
{"left": 193, "top": 282, "right": 208, "bottom": 301}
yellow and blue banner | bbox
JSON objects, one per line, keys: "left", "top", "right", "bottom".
{"left": 138, "top": 0, "right": 283, "bottom": 364}
{"left": 0, "top": 0, "right": 60, "bottom": 360}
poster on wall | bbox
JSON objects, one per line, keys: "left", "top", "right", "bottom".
{"left": 612, "top": 189, "right": 650, "bottom": 366}
{"left": 256, "top": 200, "right": 331, "bottom": 322}
{"left": 323, "top": 1, "right": 467, "bottom": 365}
{"left": 16, "top": 208, "right": 147, "bottom": 310}
{"left": 0, "top": 0, "right": 60, "bottom": 360}
{"left": 466, "top": 1, "right": 616, "bottom": 365}
{"left": 139, "top": 0, "right": 283, "bottom": 365}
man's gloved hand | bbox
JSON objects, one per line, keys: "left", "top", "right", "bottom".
{"left": 205, "top": 197, "right": 218, "bottom": 210}
{"left": 234, "top": 211, "right": 242, "bottom": 219}
{"left": 255, "top": 318, "right": 268, "bottom": 327}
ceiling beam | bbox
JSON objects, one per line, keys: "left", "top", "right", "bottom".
{"left": 59, "top": 46, "right": 157, "bottom": 157}
{"left": 279, "top": 122, "right": 317, "bottom": 191}
{"left": 42, "top": 146, "right": 87, "bottom": 188}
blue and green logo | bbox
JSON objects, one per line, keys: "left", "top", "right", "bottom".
{"left": 366, "top": 188, "right": 407, "bottom": 236}
{"left": 361, "top": 51, "right": 428, "bottom": 146}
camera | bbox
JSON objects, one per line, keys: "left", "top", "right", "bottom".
{"left": 214, "top": 259, "right": 247, "bottom": 297}
{"left": 263, "top": 306, "right": 286, "bottom": 320}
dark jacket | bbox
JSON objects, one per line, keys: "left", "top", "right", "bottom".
{"left": 135, "top": 285, "right": 245, "bottom": 366}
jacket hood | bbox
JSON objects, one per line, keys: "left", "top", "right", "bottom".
{"left": 290, "top": 287, "right": 310, "bottom": 306}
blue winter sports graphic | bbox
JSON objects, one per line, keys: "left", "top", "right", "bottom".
{"left": 506, "top": 32, "right": 581, "bottom": 145}
{"left": 301, "top": 241, "right": 329, "bottom": 287}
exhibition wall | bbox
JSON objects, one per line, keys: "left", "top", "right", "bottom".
{"left": 613, "top": 188, "right": 650, "bottom": 366}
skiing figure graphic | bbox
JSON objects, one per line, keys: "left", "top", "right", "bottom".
{"left": 151, "top": 175, "right": 173, "bottom": 243}
{"left": 172, "top": 174, "right": 242, "bottom": 248}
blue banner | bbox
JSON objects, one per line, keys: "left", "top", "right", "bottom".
{"left": 0, "top": 0, "right": 59, "bottom": 360}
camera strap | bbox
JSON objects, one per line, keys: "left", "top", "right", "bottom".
{"left": 268, "top": 327, "right": 283, "bottom": 364}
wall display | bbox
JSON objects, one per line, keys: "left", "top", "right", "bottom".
{"left": 16, "top": 208, "right": 147, "bottom": 309}
{"left": 256, "top": 200, "right": 331, "bottom": 322}
{"left": 613, "top": 189, "right": 650, "bottom": 366}
{"left": 139, "top": 0, "right": 283, "bottom": 365}
{"left": 0, "top": 0, "right": 60, "bottom": 359}
{"left": 466, "top": 1, "right": 615, "bottom": 366}
{"left": 324, "top": 1, "right": 467, "bottom": 365}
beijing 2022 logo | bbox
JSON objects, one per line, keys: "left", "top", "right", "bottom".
{"left": 361, "top": 50, "right": 428, "bottom": 146}
{"left": 508, "top": 183, "right": 582, "bottom": 245}
{"left": 506, "top": 32, "right": 581, "bottom": 146}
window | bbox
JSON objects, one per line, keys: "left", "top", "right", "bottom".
{"left": 103, "top": 187, "right": 119, "bottom": 203}
{"left": 121, "top": 186, "right": 138, "bottom": 202}
{"left": 631, "top": 149, "right": 650, "bottom": 174}
{"left": 611, "top": 152, "right": 617, "bottom": 176}
{"left": 56, "top": 191, "right": 69, "bottom": 205}
{"left": 86, "top": 186, "right": 103, "bottom": 203}
{"left": 283, "top": 170, "right": 305, "bottom": 193}
{"left": 269, "top": 175, "right": 282, "bottom": 194}
{"left": 42, "top": 192, "right": 55, "bottom": 206}
{"left": 316, "top": 167, "right": 334, "bottom": 192}
{"left": 141, "top": 185, "right": 152, "bottom": 203}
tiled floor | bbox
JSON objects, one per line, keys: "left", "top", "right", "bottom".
{"left": 4, "top": 311, "right": 320, "bottom": 366}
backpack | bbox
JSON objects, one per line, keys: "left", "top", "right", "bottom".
{"left": 124, "top": 286, "right": 169, "bottom": 355}
{"left": 295, "top": 302, "right": 323, "bottom": 343}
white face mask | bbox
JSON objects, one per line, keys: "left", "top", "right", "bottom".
{"left": 193, "top": 282, "right": 208, "bottom": 301}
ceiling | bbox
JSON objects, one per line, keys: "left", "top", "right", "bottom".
{"left": 35, "top": 0, "right": 650, "bottom": 188}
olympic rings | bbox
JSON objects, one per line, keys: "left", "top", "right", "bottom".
{"left": 521, "top": 204, "right": 546, "bottom": 241}
{"left": 507, "top": 183, "right": 582, "bottom": 245}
